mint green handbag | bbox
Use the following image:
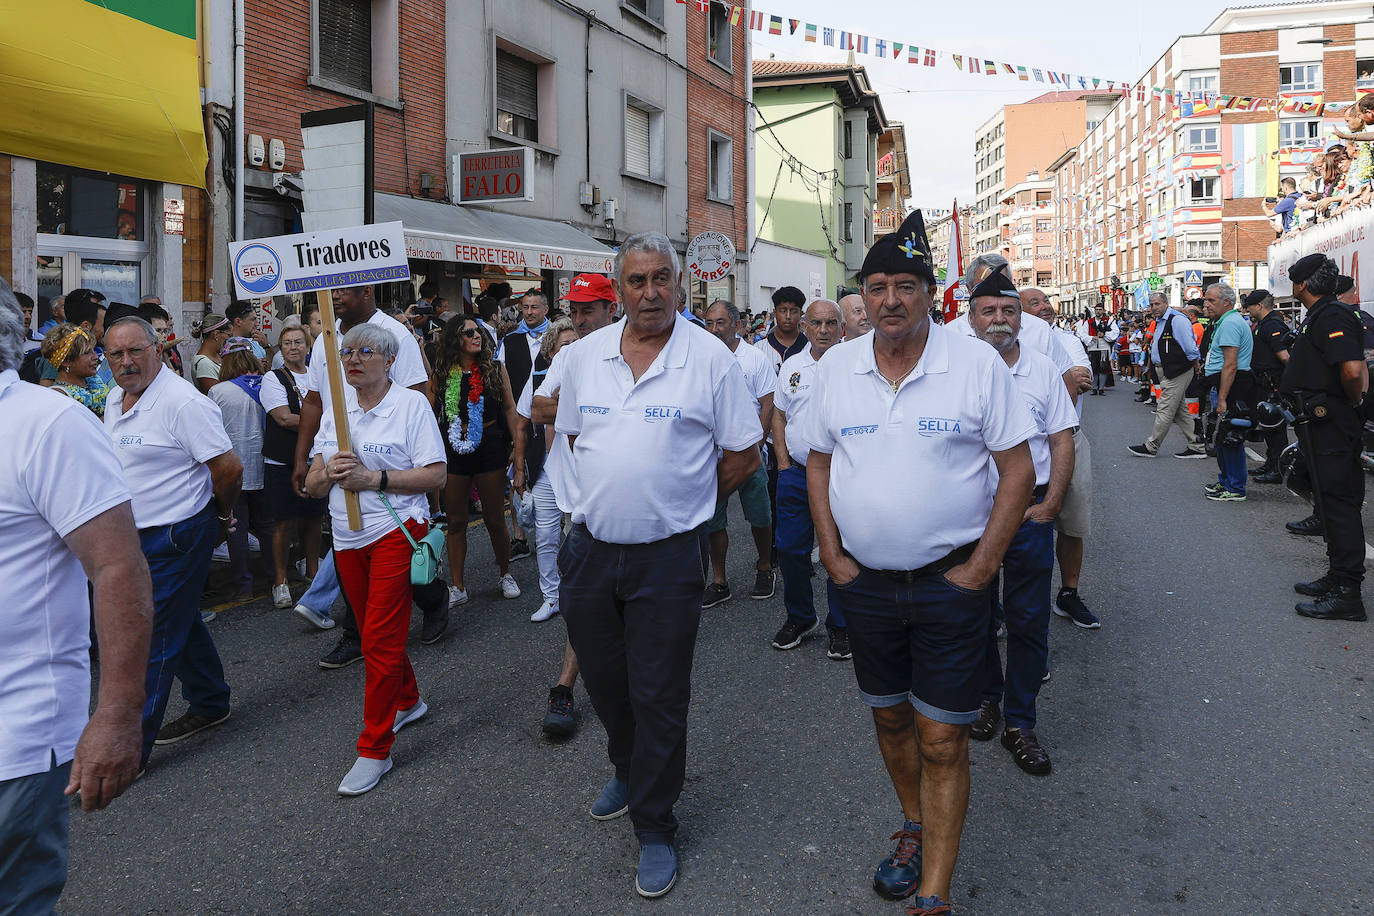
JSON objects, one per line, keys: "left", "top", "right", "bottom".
{"left": 378, "top": 492, "right": 445, "bottom": 586}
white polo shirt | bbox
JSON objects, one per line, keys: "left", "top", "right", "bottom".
{"left": 1005, "top": 345, "right": 1079, "bottom": 486}
{"left": 1055, "top": 328, "right": 1091, "bottom": 421}
{"left": 520, "top": 345, "right": 577, "bottom": 513}
{"left": 104, "top": 366, "right": 233, "bottom": 528}
{"left": 948, "top": 308, "right": 1076, "bottom": 377}
{"left": 808, "top": 323, "right": 1036, "bottom": 570}
{"left": 774, "top": 348, "right": 823, "bottom": 467}
{"left": 555, "top": 313, "right": 763, "bottom": 544}
{"left": 311, "top": 383, "right": 445, "bottom": 550}
{"left": 306, "top": 309, "right": 429, "bottom": 412}
{"left": 728, "top": 337, "right": 777, "bottom": 413}
{"left": 0, "top": 371, "right": 132, "bottom": 781}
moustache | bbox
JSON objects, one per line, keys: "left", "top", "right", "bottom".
{"left": 985, "top": 324, "right": 1016, "bottom": 336}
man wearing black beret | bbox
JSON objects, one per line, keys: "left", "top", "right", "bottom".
{"left": 1281, "top": 254, "right": 1368, "bottom": 621}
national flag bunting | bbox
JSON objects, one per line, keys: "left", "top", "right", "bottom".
{"left": 875, "top": 38, "right": 886, "bottom": 57}
{"left": 805, "top": 22, "right": 817, "bottom": 41}
{"left": 857, "top": 35, "right": 869, "bottom": 53}
{"left": 768, "top": 14, "right": 782, "bottom": 34}
{"left": 985, "top": 60, "right": 996, "bottom": 75}
{"left": 729, "top": 5, "right": 742, "bottom": 25}
{"left": 749, "top": 10, "right": 764, "bottom": 29}
{"left": 953, "top": 54, "right": 964, "bottom": 71}
{"left": 823, "top": 26, "right": 835, "bottom": 45}
{"left": 1017, "top": 66, "right": 1029, "bottom": 81}
{"left": 788, "top": 18, "right": 799, "bottom": 34}
{"left": 893, "top": 42, "right": 903, "bottom": 59}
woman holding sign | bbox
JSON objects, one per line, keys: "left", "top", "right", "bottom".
{"left": 305, "top": 323, "right": 446, "bottom": 796}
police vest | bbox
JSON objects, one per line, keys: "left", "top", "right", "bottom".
{"left": 1155, "top": 312, "right": 1194, "bottom": 379}
{"left": 1250, "top": 312, "right": 1293, "bottom": 374}
{"left": 1280, "top": 297, "right": 1362, "bottom": 398}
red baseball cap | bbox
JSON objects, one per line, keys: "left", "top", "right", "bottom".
{"left": 564, "top": 273, "right": 616, "bottom": 303}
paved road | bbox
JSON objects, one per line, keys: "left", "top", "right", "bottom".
{"left": 63, "top": 387, "right": 1372, "bottom": 915}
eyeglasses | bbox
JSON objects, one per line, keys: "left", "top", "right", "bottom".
{"left": 105, "top": 345, "right": 150, "bottom": 363}
{"left": 461, "top": 328, "right": 483, "bottom": 339}
{"left": 339, "top": 347, "right": 379, "bottom": 360}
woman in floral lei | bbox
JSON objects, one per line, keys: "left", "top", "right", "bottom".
{"left": 431, "top": 313, "right": 526, "bottom": 606}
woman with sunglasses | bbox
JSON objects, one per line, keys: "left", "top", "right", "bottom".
{"left": 431, "top": 313, "right": 525, "bottom": 606}
{"left": 191, "top": 314, "right": 231, "bottom": 394}
{"left": 305, "top": 323, "right": 446, "bottom": 796}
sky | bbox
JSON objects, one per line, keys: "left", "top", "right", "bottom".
{"left": 749, "top": 0, "right": 1244, "bottom": 209}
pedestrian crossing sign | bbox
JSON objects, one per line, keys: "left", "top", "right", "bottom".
{"left": 1184, "top": 269, "right": 1203, "bottom": 287}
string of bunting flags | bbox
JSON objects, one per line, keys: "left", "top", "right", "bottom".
{"left": 708, "top": 0, "right": 1365, "bottom": 113}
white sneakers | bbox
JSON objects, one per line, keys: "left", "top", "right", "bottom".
{"left": 530, "top": 600, "right": 559, "bottom": 622}
{"left": 338, "top": 755, "right": 392, "bottom": 796}
{"left": 293, "top": 603, "right": 335, "bottom": 630}
{"left": 392, "top": 699, "right": 428, "bottom": 734}
{"left": 272, "top": 583, "right": 293, "bottom": 609}
{"left": 500, "top": 574, "right": 521, "bottom": 599}
{"left": 448, "top": 586, "right": 469, "bottom": 607}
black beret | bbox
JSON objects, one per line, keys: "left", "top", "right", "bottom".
{"left": 1242, "top": 289, "right": 1271, "bottom": 308}
{"left": 1288, "top": 253, "right": 1329, "bottom": 284}
{"left": 969, "top": 270, "right": 1019, "bottom": 301}
{"left": 102, "top": 302, "right": 143, "bottom": 327}
{"left": 860, "top": 210, "right": 935, "bottom": 283}
{"left": 1335, "top": 275, "right": 1355, "bottom": 295}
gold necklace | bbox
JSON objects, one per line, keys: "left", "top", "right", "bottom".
{"left": 878, "top": 364, "right": 915, "bottom": 393}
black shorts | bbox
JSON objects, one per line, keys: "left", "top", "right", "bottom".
{"left": 264, "top": 462, "right": 326, "bottom": 519}
{"left": 445, "top": 423, "right": 510, "bottom": 477}
{"left": 831, "top": 566, "right": 991, "bottom": 725}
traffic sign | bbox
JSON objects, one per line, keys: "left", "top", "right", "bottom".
{"left": 1184, "top": 269, "right": 1202, "bottom": 287}
{"left": 1098, "top": 285, "right": 1110, "bottom": 294}
{"left": 1185, "top": 286, "right": 1202, "bottom": 300}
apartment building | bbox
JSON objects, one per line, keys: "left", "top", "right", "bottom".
{"left": 874, "top": 123, "right": 912, "bottom": 234}
{"left": 1053, "top": 1, "right": 1374, "bottom": 312}
{"left": 998, "top": 174, "right": 1056, "bottom": 291}
{"left": 971, "top": 91, "right": 1119, "bottom": 256}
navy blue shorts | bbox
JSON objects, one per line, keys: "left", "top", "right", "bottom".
{"left": 832, "top": 567, "right": 991, "bottom": 725}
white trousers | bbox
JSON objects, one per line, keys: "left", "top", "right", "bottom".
{"left": 532, "top": 472, "right": 562, "bottom": 604}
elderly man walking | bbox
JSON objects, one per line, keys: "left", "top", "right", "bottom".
{"left": 555, "top": 232, "right": 763, "bottom": 898}
{"left": 1129, "top": 292, "right": 1203, "bottom": 459}
{"left": 103, "top": 315, "right": 243, "bottom": 767}
{"left": 0, "top": 282, "right": 152, "bottom": 913}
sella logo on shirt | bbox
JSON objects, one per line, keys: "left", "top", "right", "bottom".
{"left": 643, "top": 406, "right": 683, "bottom": 423}
{"left": 118, "top": 435, "right": 144, "bottom": 447}
{"left": 917, "top": 417, "right": 961, "bottom": 437}
{"left": 361, "top": 442, "right": 394, "bottom": 455}
{"left": 840, "top": 425, "right": 879, "bottom": 437}
{"left": 580, "top": 405, "right": 610, "bottom": 415}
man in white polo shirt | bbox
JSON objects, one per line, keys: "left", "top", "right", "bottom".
{"left": 702, "top": 298, "right": 777, "bottom": 606}
{"left": 965, "top": 273, "right": 1077, "bottom": 777}
{"left": 0, "top": 286, "right": 152, "bottom": 913}
{"left": 770, "top": 298, "right": 848, "bottom": 658}
{"left": 555, "top": 232, "right": 762, "bottom": 899}
{"left": 102, "top": 316, "right": 244, "bottom": 769}
{"left": 807, "top": 211, "right": 1036, "bottom": 914}
{"left": 289, "top": 284, "right": 434, "bottom": 670}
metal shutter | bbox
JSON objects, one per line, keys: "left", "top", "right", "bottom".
{"left": 318, "top": 0, "right": 372, "bottom": 92}
{"left": 625, "top": 105, "right": 651, "bottom": 176}
{"left": 496, "top": 51, "right": 539, "bottom": 120}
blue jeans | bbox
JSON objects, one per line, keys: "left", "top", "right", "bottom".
{"left": 1209, "top": 385, "right": 1247, "bottom": 494}
{"left": 0, "top": 755, "right": 71, "bottom": 914}
{"left": 982, "top": 519, "right": 1055, "bottom": 729}
{"left": 139, "top": 502, "right": 231, "bottom": 765}
{"left": 774, "top": 465, "right": 845, "bottom": 629}
{"left": 297, "top": 549, "right": 341, "bottom": 619}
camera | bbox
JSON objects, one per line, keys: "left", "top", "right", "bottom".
{"left": 413, "top": 302, "right": 434, "bottom": 316}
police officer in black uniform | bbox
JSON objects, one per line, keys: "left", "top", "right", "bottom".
{"left": 1245, "top": 289, "right": 1292, "bottom": 483}
{"left": 1281, "top": 254, "right": 1369, "bottom": 621}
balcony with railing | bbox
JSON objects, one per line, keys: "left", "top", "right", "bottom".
{"left": 874, "top": 209, "right": 901, "bottom": 232}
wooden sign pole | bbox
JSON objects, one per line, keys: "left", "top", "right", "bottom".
{"left": 315, "top": 289, "right": 363, "bottom": 530}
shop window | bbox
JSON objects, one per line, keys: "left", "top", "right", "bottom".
{"left": 624, "top": 96, "right": 664, "bottom": 182}
{"left": 312, "top": 0, "right": 399, "bottom": 102}
{"left": 38, "top": 163, "right": 144, "bottom": 241}
{"left": 1279, "top": 63, "right": 1321, "bottom": 94}
{"left": 707, "top": 131, "right": 733, "bottom": 202}
{"left": 496, "top": 50, "right": 541, "bottom": 143}
{"left": 707, "top": 2, "right": 731, "bottom": 68}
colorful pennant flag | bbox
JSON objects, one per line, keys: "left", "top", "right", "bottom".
{"left": 985, "top": 60, "right": 996, "bottom": 76}
{"left": 1002, "top": 63, "right": 1016, "bottom": 75}
{"left": 1017, "top": 66, "right": 1029, "bottom": 81}
{"left": 823, "top": 26, "right": 834, "bottom": 45}
{"left": 892, "top": 42, "right": 903, "bottom": 59}
{"left": 857, "top": 35, "right": 869, "bottom": 54}
{"left": 804, "top": 22, "right": 816, "bottom": 41}
{"left": 1033, "top": 68, "right": 1044, "bottom": 82}
{"left": 729, "top": 5, "right": 742, "bottom": 25}
{"left": 953, "top": 54, "right": 964, "bottom": 71}
{"left": 788, "top": 18, "right": 799, "bottom": 33}
{"left": 749, "top": 10, "right": 763, "bottom": 29}
{"left": 924, "top": 48, "right": 936, "bottom": 66}
{"left": 908, "top": 44, "right": 919, "bottom": 63}
{"left": 768, "top": 14, "right": 782, "bottom": 34}
{"left": 875, "top": 38, "right": 886, "bottom": 57}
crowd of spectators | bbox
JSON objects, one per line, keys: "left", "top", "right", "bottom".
{"left": 1263, "top": 96, "right": 1374, "bottom": 235}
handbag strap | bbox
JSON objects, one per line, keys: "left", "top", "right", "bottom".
{"left": 377, "top": 491, "right": 422, "bottom": 551}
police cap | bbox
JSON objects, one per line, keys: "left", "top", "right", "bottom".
{"left": 1288, "top": 253, "right": 1330, "bottom": 285}
{"left": 1335, "top": 275, "right": 1355, "bottom": 296}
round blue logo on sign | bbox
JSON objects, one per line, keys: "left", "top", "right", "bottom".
{"left": 235, "top": 243, "right": 281, "bottom": 295}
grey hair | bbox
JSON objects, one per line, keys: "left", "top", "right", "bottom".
{"left": 614, "top": 232, "right": 682, "bottom": 285}
{"left": 340, "top": 322, "right": 398, "bottom": 359}
{"left": 1304, "top": 259, "right": 1341, "bottom": 296}
{"left": 1148, "top": 292, "right": 1168, "bottom": 308}
{"left": 0, "top": 277, "right": 24, "bottom": 373}
{"left": 707, "top": 299, "right": 741, "bottom": 325}
{"left": 539, "top": 316, "right": 576, "bottom": 362}
{"left": 105, "top": 315, "right": 159, "bottom": 346}
{"left": 1207, "top": 282, "right": 1237, "bottom": 309}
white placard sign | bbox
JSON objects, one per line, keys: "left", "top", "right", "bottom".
{"left": 228, "top": 222, "right": 411, "bottom": 299}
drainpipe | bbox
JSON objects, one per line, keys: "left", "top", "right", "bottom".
{"left": 234, "top": 0, "right": 245, "bottom": 241}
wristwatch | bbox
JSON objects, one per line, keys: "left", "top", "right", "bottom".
{"left": 379, "top": 469, "right": 389, "bottom": 492}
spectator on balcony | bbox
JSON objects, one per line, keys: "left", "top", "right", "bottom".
{"left": 1262, "top": 178, "right": 1304, "bottom": 235}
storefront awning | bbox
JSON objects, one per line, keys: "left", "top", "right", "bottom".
{"left": 376, "top": 193, "right": 615, "bottom": 275}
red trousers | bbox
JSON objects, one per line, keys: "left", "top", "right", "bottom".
{"left": 335, "top": 521, "right": 424, "bottom": 759}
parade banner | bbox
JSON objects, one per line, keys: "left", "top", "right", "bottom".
{"left": 1268, "top": 208, "right": 1370, "bottom": 307}
{"left": 228, "top": 222, "right": 410, "bottom": 299}
{"left": 0, "top": 0, "right": 208, "bottom": 188}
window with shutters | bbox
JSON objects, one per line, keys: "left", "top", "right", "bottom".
{"left": 707, "top": 2, "right": 731, "bottom": 69}
{"left": 707, "top": 131, "right": 732, "bottom": 202}
{"left": 310, "top": 0, "right": 398, "bottom": 104}
{"left": 496, "top": 50, "right": 540, "bottom": 142}
{"left": 623, "top": 96, "right": 663, "bottom": 182}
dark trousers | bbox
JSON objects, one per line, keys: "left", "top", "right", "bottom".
{"left": 226, "top": 489, "right": 275, "bottom": 594}
{"left": 982, "top": 519, "right": 1055, "bottom": 729}
{"left": 1308, "top": 409, "right": 1366, "bottom": 585}
{"left": 0, "top": 756, "right": 71, "bottom": 914}
{"left": 775, "top": 464, "right": 844, "bottom": 629}
{"left": 558, "top": 523, "right": 708, "bottom": 844}
{"left": 1262, "top": 423, "right": 1288, "bottom": 470}
{"left": 138, "top": 502, "right": 231, "bottom": 766}
{"left": 765, "top": 443, "right": 780, "bottom": 558}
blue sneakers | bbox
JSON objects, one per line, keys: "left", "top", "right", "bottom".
{"left": 635, "top": 842, "right": 677, "bottom": 898}
{"left": 906, "top": 893, "right": 953, "bottom": 914}
{"left": 873, "top": 819, "right": 922, "bottom": 899}
{"left": 589, "top": 775, "right": 629, "bottom": 820}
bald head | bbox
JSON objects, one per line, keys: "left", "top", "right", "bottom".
{"left": 839, "top": 293, "right": 870, "bottom": 339}
{"left": 803, "top": 299, "right": 843, "bottom": 354}
{"left": 1020, "top": 287, "right": 1052, "bottom": 321}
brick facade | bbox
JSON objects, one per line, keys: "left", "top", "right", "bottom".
{"left": 243, "top": 0, "right": 447, "bottom": 200}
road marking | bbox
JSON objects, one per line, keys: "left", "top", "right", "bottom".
{"left": 1246, "top": 448, "right": 1264, "bottom": 462}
